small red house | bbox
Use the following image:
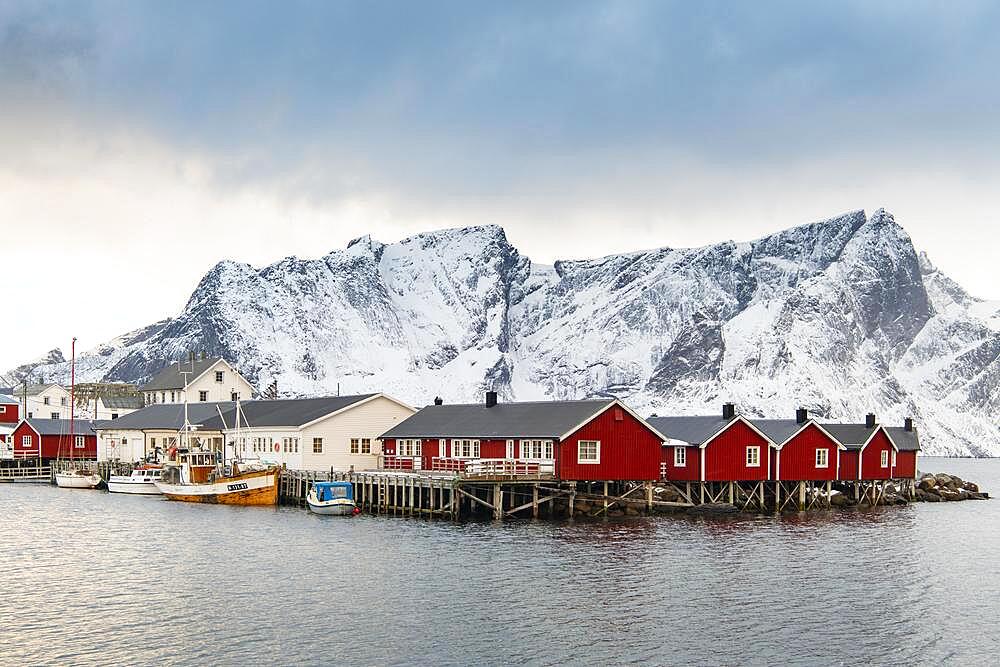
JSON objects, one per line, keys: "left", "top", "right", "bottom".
{"left": 0, "top": 395, "right": 19, "bottom": 425}
{"left": 11, "top": 419, "right": 97, "bottom": 461}
{"left": 886, "top": 419, "right": 920, "bottom": 479}
{"left": 649, "top": 404, "right": 776, "bottom": 482}
{"left": 753, "top": 412, "right": 845, "bottom": 482}
{"left": 824, "top": 415, "right": 897, "bottom": 481}
{"left": 379, "top": 392, "right": 666, "bottom": 481}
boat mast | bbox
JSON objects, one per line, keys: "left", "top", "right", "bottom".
{"left": 69, "top": 337, "right": 76, "bottom": 464}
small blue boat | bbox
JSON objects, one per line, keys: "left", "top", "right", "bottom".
{"left": 307, "top": 481, "right": 358, "bottom": 516}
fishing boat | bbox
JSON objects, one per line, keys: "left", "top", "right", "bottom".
{"left": 153, "top": 390, "right": 280, "bottom": 505}
{"left": 107, "top": 465, "right": 163, "bottom": 495}
{"left": 307, "top": 481, "right": 359, "bottom": 515}
{"left": 54, "top": 337, "right": 102, "bottom": 490}
{"left": 155, "top": 454, "right": 279, "bottom": 505}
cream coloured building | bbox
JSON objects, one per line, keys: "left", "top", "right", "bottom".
{"left": 140, "top": 357, "right": 254, "bottom": 406}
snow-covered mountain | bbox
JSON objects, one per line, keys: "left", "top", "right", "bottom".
{"left": 9, "top": 209, "right": 1000, "bottom": 455}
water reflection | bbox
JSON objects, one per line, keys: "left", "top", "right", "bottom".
{"left": 1, "top": 458, "right": 997, "bottom": 666}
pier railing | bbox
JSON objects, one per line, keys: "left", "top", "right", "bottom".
{"left": 0, "top": 465, "right": 51, "bottom": 481}
{"left": 463, "top": 458, "right": 554, "bottom": 477}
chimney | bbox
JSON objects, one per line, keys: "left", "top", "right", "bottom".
{"left": 795, "top": 408, "right": 808, "bottom": 425}
{"left": 485, "top": 391, "right": 498, "bottom": 408}
{"left": 722, "top": 402, "right": 735, "bottom": 420}
{"left": 865, "top": 413, "right": 877, "bottom": 428}
{"left": 904, "top": 417, "right": 913, "bottom": 432}
{"left": 433, "top": 396, "right": 443, "bottom": 406}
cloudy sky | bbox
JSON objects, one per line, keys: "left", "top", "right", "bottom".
{"left": 3, "top": 1, "right": 1000, "bottom": 371}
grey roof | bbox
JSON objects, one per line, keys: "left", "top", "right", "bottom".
{"left": 646, "top": 415, "right": 734, "bottom": 446}
{"left": 24, "top": 419, "right": 96, "bottom": 436}
{"left": 94, "top": 402, "right": 234, "bottom": 432}
{"left": 749, "top": 419, "right": 806, "bottom": 445}
{"left": 8, "top": 383, "right": 63, "bottom": 397}
{"left": 885, "top": 426, "right": 920, "bottom": 452}
{"left": 100, "top": 395, "right": 145, "bottom": 409}
{"left": 140, "top": 358, "right": 230, "bottom": 391}
{"left": 820, "top": 424, "right": 879, "bottom": 450}
{"left": 93, "top": 395, "right": 380, "bottom": 432}
{"left": 0, "top": 394, "right": 18, "bottom": 405}
{"left": 380, "top": 399, "right": 616, "bottom": 440}
{"left": 201, "top": 395, "right": 377, "bottom": 429}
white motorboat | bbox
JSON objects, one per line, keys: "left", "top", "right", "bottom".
{"left": 55, "top": 467, "right": 102, "bottom": 489}
{"left": 108, "top": 466, "right": 163, "bottom": 495}
{"left": 307, "top": 481, "right": 358, "bottom": 516}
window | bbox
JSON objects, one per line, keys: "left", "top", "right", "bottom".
{"left": 506, "top": 439, "right": 514, "bottom": 459}
{"left": 44, "top": 397, "right": 50, "bottom": 405}
{"left": 891, "top": 451, "right": 897, "bottom": 467}
{"left": 361, "top": 438, "right": 371, "bottom": 454}
{"left": 350, "top": 438, "right": 360, "bottom": 454}
{"left": 171, "top": 391, "right": 176, "bottom": 402}
{"left": 27, "top": 412, "right": 32, "bottom": 418}
{"left": 151, "top": 437, "right": 156, "bottom": 447}
{"left": 746, "top": 446, "right": 760, "bottom": 467}
{"left": 199, "top": 391, "right": 208, "bottom": 402}
{"left": 398, "top": 439, "right": 422, "bottom": 457}
{"left": 881, "top": 450, "right": 889, "bottom": 468}
{"left": 151, "top": 393, "right": 157, "bottom": 404}
{"left": 75, "top": 435, "right": 85, "bottom": 449}
{"left": 51, "top": 412, "right": 59, "bottom": 420}
{"left": 0, "top": 406, "right": 5, "bottom": 414}
{"left": 22, "top": 435, "right": 31, "bottom": 447}
{"left": 231, "top": 392, "right": 239, "bottom": 402}
{"left": 521, "top": 439, "right": 553, "bottom": 460}
{"left": 674, "top": 446, "right": 686, "bottom": 467}
{"left": 578, "top": 440, "right": 600, "bottom": 464}
{"left": 111, "top": 413, "right": 118, "bottom": 420}
{"left": 451, "top": 439, "right": 480, "bottom": 458}
{"left": 815, "top": 448, "right": 829, "bottom": 468}
{"left": 61, "top": 397, "right": 67, "bottom": 406}
{"left": 294, "top": 438, "right": 299, "bottom": 453}
{"left": 313, "top": 437, "right": 323, "bottom": 454}
{"left": 215, "top": 371, "right": 224, "bottom": 383}
{"left": 161, "top": 393, "right": 165, "bottom": 403}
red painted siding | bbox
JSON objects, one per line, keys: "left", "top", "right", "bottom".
{"left": 0, "top": 403, "right": 18, "bottom": 424}
{"left": 776, "top": 423, "right": 840, "bottom": 481}
{"left": 12, "top": 422, "right": 96, "bottom": 460}
{"left": 838, "top": 450, "right": 860, "bottom": 481}
{"left": 703, "top": 420, "right": 771, "bottom": 481}
{"left": 660, "top": 444, "right": 701, "bottom": 481}
{"left": 860, "top": 430, "right": 895, "bottom": 480}
{"left": 894, "top": 451, "right": 918, "bottom": 479}
{"left": 557, "top": 405, "right": 662, "bottom": 481}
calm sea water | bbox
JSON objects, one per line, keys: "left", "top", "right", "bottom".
{"left": 1, "top": 458, "right": 997, "bottom": 666}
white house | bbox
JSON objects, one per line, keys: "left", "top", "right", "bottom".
{"left": 94, "top": 393, "right": 416, "bottom": 470}
{"left": 140, "top": 357, "right": 254, "bottom": 406}
{"left": 11, "top": 384, "right": 73, "bottom": 420}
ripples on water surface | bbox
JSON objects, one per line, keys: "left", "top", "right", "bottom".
{"left": 1, "top": 458, "right": 998, "bottom": 666}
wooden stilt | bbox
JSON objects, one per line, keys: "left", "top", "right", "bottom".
{"left": 532, "top": 484, "right": 539, "bottom": 519}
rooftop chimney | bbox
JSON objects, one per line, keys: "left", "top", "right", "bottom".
{"left": 866, "top": 413, "right": 877, "bottom": 428}
{"left": 904, "top": 417, "right": 913, "bottom": 432}
{"left": 722, "top": 402, "right": 735, "bottom": 420}
{"left": 433, "top": 396, "right": 443, "bottom": 406}
{"left": 485, "top": 391, "right": 498, "bottom": 408}
{"left": 795, "top": 408, "right": 808, "bottom": 425}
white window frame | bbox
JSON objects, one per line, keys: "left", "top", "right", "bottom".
{"left": 505, "top": 439, "right": 514, "bottom": 459}
{"left": 520, "top": 439, "right": 554, "bottom": 461}
{"left": 350, "top": 438, "right": 360, "bottom": 455}
{"left": 215, "top": 371, "right": 224, "bottom": 383}
{"left": 746, "top": 446, "right": 760, "bottom": 468}
{"left": 0, "top": 406, "right": 5, "bottom": 414}
{"left": 881, "top": 450, "right": 889, "bottom": 468}
{"left": 450, "top": 439, "right": 480, "bottom": 459}
{"left": 312, "top": 437, "right": 323, "bottom": 454}
{"left": 891, "top": 450, "right": 896, "bottom": 467}
{"left": 22, "top": 435, "right": 31, "bottom": 447}
{"left": 361, "top": 438, "right": 371, "bottom": 455}
{"left": 198, "top": 391, "right": 208, "bottom": 402}
{"left": 674, "top": 446, "right": 686, "bottom": 467}
{"left": 75, "top": 435, "right": 85, "bottom": 449}
{"left": 51, "top": 412, "right": 59, "bottom": 420}
{"left": 578, "top": 440, "right": 600, "bottom": 464}
{"left": 815, "top": 448, "right": 828, "bottom": 468}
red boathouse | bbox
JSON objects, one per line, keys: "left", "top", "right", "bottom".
{"left": 824, "top": 414, "right": 897, "bottom": 481}
{"left": 648, "top": 403, "right": 775, "bottom": 482}
{"left": 753, "top": 410, "right": 845, "bottom": 482}
{"left": 11, "top": 419, "right": 97, "bottom": 461}
{"left": 379, "top": 392, "right": 666, "bottom": 481}
{"left": 886, "top": 419, "right": 920, "bottom": 479}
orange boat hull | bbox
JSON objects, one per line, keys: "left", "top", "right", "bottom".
{"left": 156, "top": 468, "right": 280, "bottom": 506}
